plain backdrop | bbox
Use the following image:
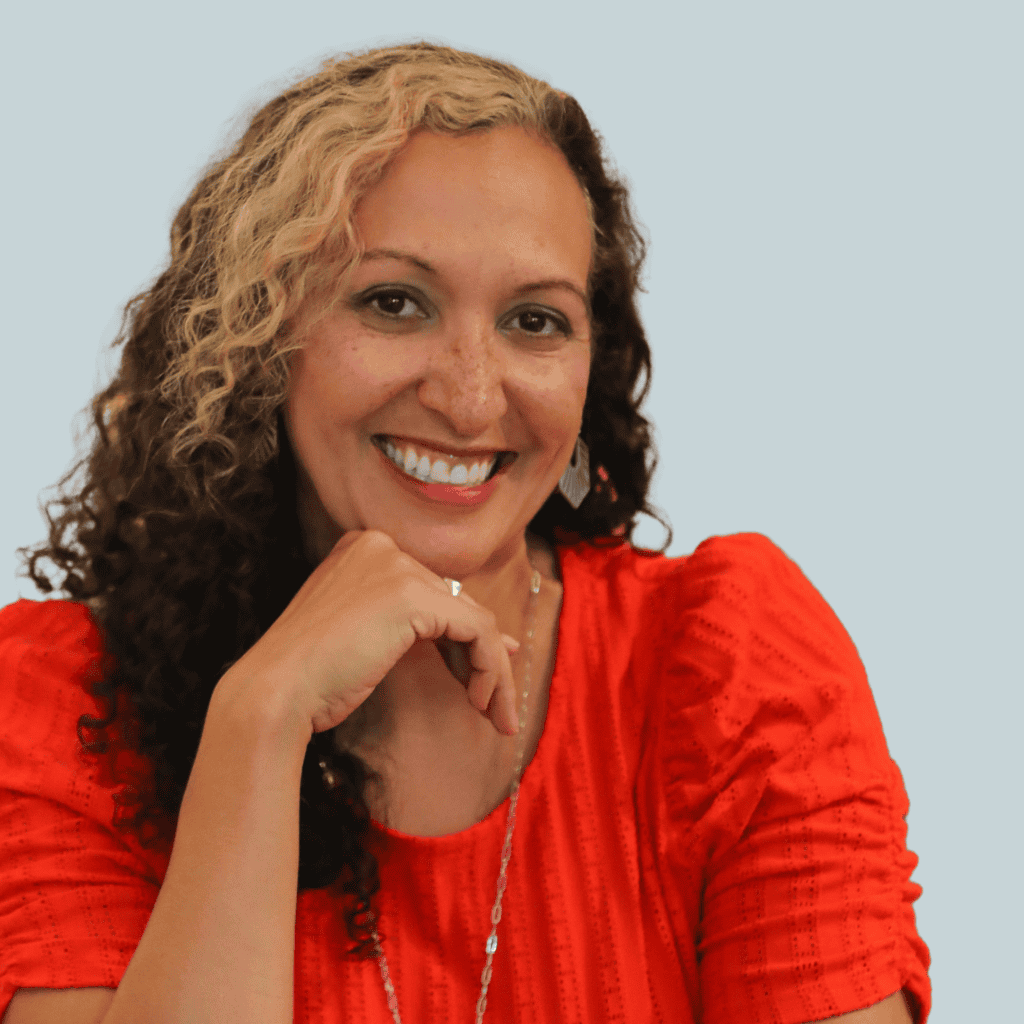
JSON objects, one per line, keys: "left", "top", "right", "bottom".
{"left": 3, "top": 2, "right": 1021, "bottom": 1020}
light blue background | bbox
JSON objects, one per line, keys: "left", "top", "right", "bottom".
{"left": 3, "top": 2, "right": 1020, "bottom": 1019}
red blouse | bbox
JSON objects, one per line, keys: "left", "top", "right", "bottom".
{"left": 0, "top": 532, "right": 931, "bottom": 1023}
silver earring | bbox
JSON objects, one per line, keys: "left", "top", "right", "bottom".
{"left": 558, "top": 435, "right": 591, "bottom": 509}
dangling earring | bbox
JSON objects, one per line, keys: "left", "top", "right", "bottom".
{"left": 558, "top": 435, "right": 591, "bottom": 509}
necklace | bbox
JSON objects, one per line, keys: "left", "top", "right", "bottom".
{"left": 369, "top": 563, "right": 542, "bottom": 1023}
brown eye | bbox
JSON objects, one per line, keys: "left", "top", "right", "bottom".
{"left": 364, "top": 290, "right": 423, "bottom": 319}
{"left": 512, "top": 309, "right": 568, "bottom": 336}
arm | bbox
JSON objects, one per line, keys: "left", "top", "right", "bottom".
{"left": 814, "top": 989, "right": 914, "bottom": 1023}
{"left": 99, "top": 670, "right": 312, "bottom": 1024}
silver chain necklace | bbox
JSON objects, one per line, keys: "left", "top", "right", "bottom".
{"left": 365, "top": 566, "right": 541, "bottom": 1023}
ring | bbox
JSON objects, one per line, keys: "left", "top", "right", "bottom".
{"left": 443, "top": 577, "right": 462, "bottom": 598}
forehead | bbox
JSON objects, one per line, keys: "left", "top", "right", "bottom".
{"left": 352, "top": 126, "right": 593, "bottom": 278}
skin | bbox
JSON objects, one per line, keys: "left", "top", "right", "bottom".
{"left": 281, "top": 124, "right": 593, "bottom": 778}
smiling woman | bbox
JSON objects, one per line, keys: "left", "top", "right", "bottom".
{"left": 1, "top": 41, "right": 929, "bottom": 1024}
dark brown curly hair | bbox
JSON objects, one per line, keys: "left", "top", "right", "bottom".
{"left": 16, "top": 41, "right": 673, "bottom": 959}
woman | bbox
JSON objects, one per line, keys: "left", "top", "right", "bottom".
{"left": 0, "top": 43, "right": 930, "bottom": 1024}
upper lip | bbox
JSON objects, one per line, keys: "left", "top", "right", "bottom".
{"left": 375, "top": 434, "right": 515, "bottom": 458}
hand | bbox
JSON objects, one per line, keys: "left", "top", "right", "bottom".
{"left": 221, "top": 529, "right": 522, "bottom": 739}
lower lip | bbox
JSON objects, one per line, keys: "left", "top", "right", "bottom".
{"left": 374, "top": 444, "right": 507, "bottom": 507}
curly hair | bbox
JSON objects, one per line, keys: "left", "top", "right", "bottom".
{"left": 16, "top": 41, "right": 673, "bottom": 959}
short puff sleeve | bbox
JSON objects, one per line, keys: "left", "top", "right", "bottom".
{"left": 642, "top": 534, "right": 931, "bottom": 1024}
{"left": 0, "top": 599, "right": 169, "bottom": 1016}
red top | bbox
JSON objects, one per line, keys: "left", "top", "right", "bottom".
{"left": 0, "top": 532, "right": 931, "bottom": 1023}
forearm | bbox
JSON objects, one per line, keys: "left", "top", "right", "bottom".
{"left": 102, "top": 672, "right": 312, "bottom": 1024}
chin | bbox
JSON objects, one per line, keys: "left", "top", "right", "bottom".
{"left": 409, "top": 532, "right": 520, "bottom": 579}
{"left": 413, "top": 548, "right": 489, "bottom": 580}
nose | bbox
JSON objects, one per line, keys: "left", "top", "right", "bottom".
{"left": 416, "top": 319, "right": 510, "bottom": 435}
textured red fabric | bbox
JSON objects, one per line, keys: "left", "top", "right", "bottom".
{"left": 0, "top": 532, "right": 930, "bottom": 1023}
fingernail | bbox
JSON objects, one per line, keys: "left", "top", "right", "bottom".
{"left": 502, "top": 634, "right": 521, "bottom": 651}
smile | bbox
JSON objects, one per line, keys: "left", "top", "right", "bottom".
{"left": 372, "top": 435, "right": 516, "bottom": 487}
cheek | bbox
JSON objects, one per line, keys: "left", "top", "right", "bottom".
{"left": 533, "top": 363, "right": 589, "bottom": 448}
{"left": 564, "top": 351, "right": 591, "bottom": 418}
{"left": 291, "top": 338, "right": 388, "bottom": 422}
{"left": 573, "top": 358, "right": 591, "bottom": 403}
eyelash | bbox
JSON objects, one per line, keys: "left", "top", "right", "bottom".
{"left": 359, "top": 288, "right": 571, "bottom": 337}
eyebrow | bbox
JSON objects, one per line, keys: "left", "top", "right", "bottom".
{"left": 360, "top": 247, "right": 592, "bottom": 320}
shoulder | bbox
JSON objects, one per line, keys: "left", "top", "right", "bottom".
{"left": 0, "top": 598, "right": 142, "bottom": 800}
{"left": 0, "top": 598, "right": 169, "bottom": 867}
{"left": 558, "top": 530, "right": 851, "bottom": 647}
{"left": 556, "top": 530, "right": 873, "bottom": 730}
{"left": 640, "top": 533, "right": 892, "bottom": 813}
{"left": 0, "top": 599, "right": 110, "bottom": 771}
{"left": 0, "top": 597, "right": 102, "bottom": 656}
{"left": 653, "top": 531, "right": 866, "bottom": 692}
{"left": 556, "top": 531, "right": 847, "bottom": 702}
{"left": 624, "top": 532, "right": 881, "bottom": 772}
{"left": 0, "top": 598, "right": 105, "bottom": 703}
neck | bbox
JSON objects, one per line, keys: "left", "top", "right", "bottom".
{"left": 452, "top": 533, "right": 539, "bottom": 618}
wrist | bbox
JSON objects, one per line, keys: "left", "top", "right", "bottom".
{"left": 210, "top": 666, "right": 314, "bottom": 751}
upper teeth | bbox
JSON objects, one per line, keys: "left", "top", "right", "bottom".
{"left": 379, "top": 437, "right": 500, "bottom": 486}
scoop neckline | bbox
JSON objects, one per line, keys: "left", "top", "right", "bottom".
{"left": 368, "top": 540, "right": 571, "bottom": 845}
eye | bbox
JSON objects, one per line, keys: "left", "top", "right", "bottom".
{"left": 509, "top": 309, "right": 570, "bottom": 336}
{"left": 362, "top": 289, "right": 425, "bottom": 320}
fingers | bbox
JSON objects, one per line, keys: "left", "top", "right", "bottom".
{"left": 485, "top": 686, "right": 521, "bottom": 739}
{"left": 437, "top": 588, "right": 520, "bottom": 737}
{"left": 434, "top": 635, "right": 472, "bottom": 686}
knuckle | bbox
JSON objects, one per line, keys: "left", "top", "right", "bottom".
{"left": 397, "top": 576, "right": 422, "bottom": 606}
{"left": 395, "top": 550, "right": 423, "bottom": 574}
